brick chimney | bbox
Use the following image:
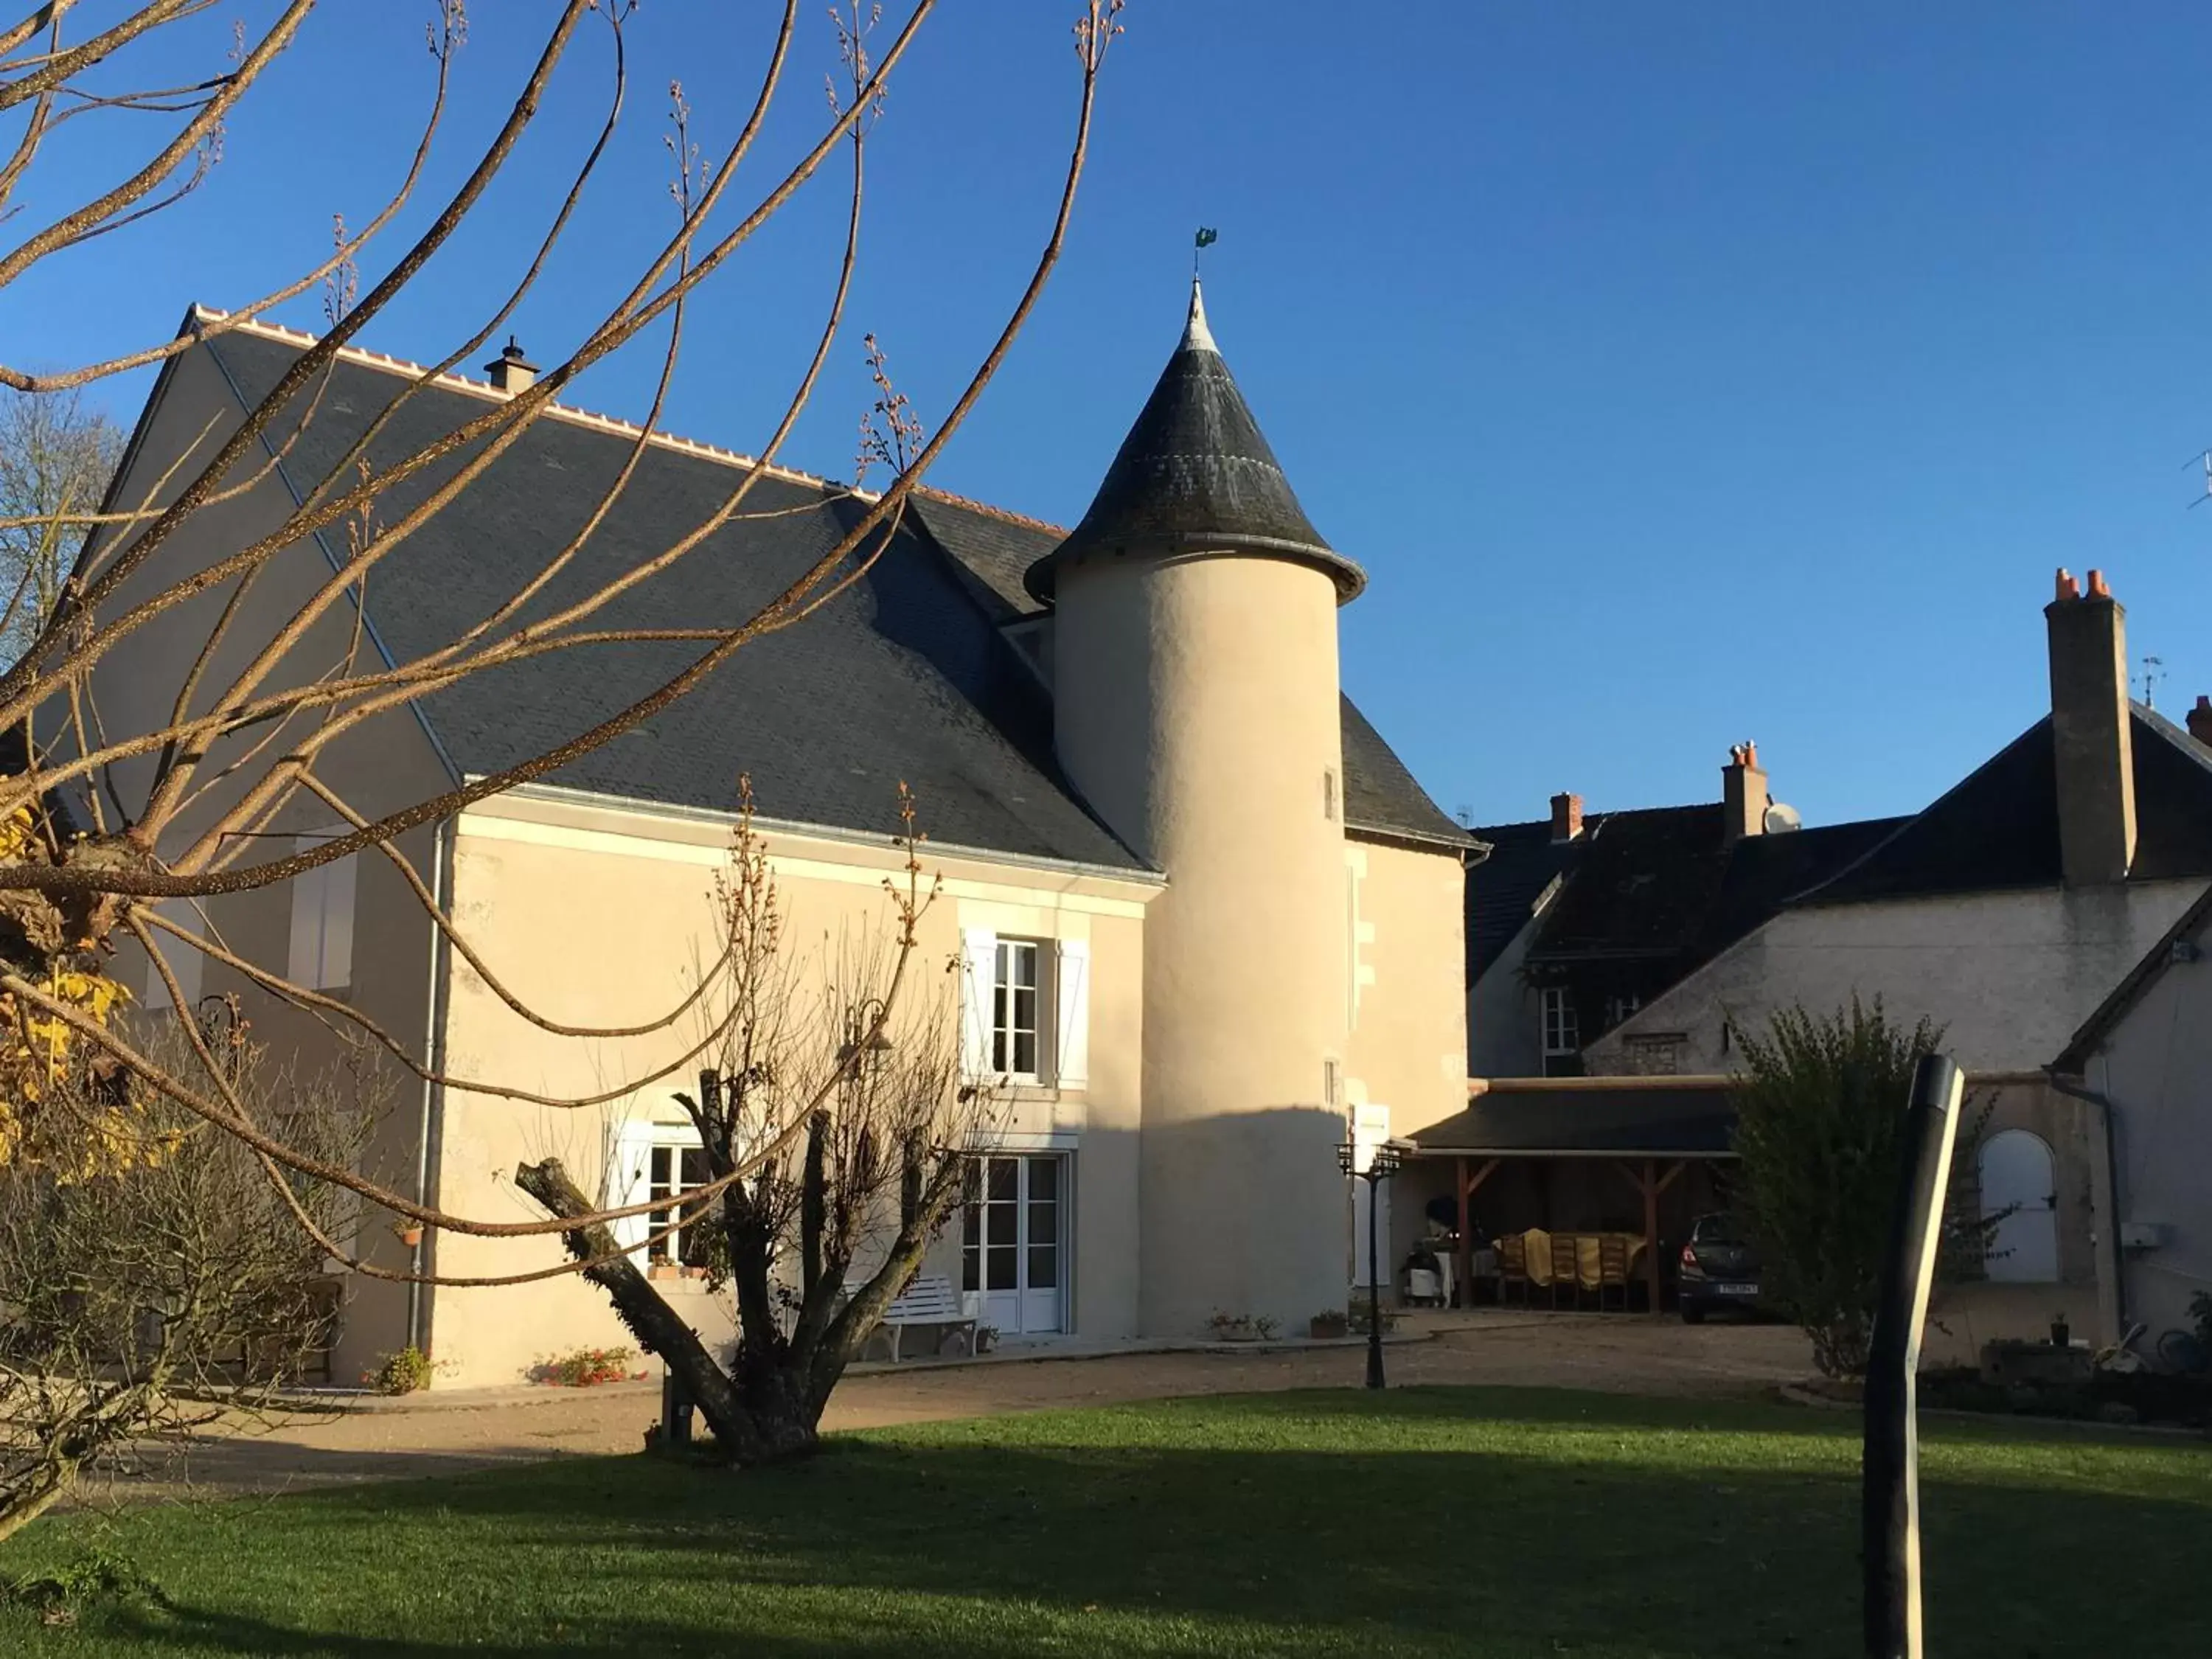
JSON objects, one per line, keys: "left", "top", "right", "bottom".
{"left": 1548, "top": 791, "right": 1584, "bottom": 844}
{"left": 2189, "top": 695, "right": 2212, "bottom": 750}
{"left": 483, "top": 337, "right": 538, "bottom": 395}
{"left": 2046, "top": 567, "right": 2135, "bottom": 886}
{"left": 1722, "top": 741, "right": 1768, "bottom": 846}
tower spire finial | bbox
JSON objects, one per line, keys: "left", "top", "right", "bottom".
{"left": 1183, "top": 274, "right": 1216, "bottom": 354}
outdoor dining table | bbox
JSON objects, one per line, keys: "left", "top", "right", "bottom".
{"left": 1513, "top": 1227, "right": 1646, "bottom": 1291}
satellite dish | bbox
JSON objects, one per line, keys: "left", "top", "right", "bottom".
{"left": 1764, "top": 801, "right": 1803, "bottom": 835}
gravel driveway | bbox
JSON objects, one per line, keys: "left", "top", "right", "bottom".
{"left": 105, "top": 1313, "right": 1813, "bottom": 1503}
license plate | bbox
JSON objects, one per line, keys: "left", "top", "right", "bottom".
{"left": 1715, "top": 1283, "right": 1757, "bottom": 1296}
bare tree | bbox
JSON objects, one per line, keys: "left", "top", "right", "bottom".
{"left": 0, "top": 1012, "right": 383, "bottom": 1543}
{"left": 516, "top": 790, "right": 995, "bottom": 1464}
{"left": 0, "top": 389, "right": 122, "bottom": 667}
{"left": 0, "top": 1, "right": 1123, "bottom": 1283}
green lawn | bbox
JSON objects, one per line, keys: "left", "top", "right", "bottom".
{"left": 4, "top": 1386, "right": 2208, "bottom": 1657}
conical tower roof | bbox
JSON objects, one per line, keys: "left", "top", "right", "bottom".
{"left": 1024, "top": 282, "right": 1364, "bottom": 605}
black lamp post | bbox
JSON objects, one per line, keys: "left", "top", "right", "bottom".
{"left": 1338, "top": 1136, "right": 1404, "bottom": 1389}
{"left": 837, "top": 996, "right": 896, "bottom": 1082}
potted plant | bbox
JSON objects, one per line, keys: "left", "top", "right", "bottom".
{"left": 2051, "top": 1312, "right": 2070, "bottom": 1349}
{"left": 395, "top": 1222, "right": 424, "bottom": 1250}
{"left": 1310, "top": 1310, "right": 1349, "bottom": 1340}
{"left": 974, "top": 1325, "right": 998, "bottom": 1354}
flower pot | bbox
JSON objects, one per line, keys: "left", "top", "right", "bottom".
{"left": 1310, "top": 1316, "right": 1349, "bottom": 1340}
{"left": 2051, "top": 1320, "right": 2070, "bottom": 1349}
{"left": 397, "top": 1226, "right": 424, "bottom": 1249}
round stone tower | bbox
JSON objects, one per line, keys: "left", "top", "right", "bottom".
{"left": 1026, "top": 282, "right": 1366, "bottom": 1336}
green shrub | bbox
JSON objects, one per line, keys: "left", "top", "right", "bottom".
{"left": 1731, "top": 998, "right": 1939, "bottom": 1380}
{"left": 363, "top": 1346, "right": 436, "bottom": 1396}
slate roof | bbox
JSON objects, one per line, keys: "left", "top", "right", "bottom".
{"left": 1793, "top": 707, "right": 2212, "bottom": 906}
{"left": 1023, "top": 283, "right": 1365, "bottom": 605}
{"left": 1463, "top": 803, "right": 1905, "bottom": 991}
{"left": 1408, "top": 1082, "right": 1739, "bottom": 1158}
{"left": 192, "top": 320, "right": 1461, "bottom": 864}
{"left": 911, "top": 469, "right": 1467, "bottom": 851}
{"left": 1463, "top": 821, "right": 1576, "bottom": 984}
{"left": 200, "top": 327, "right": 1141, "bottom": 870}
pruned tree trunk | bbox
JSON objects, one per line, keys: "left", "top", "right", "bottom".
{"left": 518, "top": 1144, "right": 967, "bottom": 1466}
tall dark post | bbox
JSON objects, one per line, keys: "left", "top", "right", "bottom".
{"left": 1340, "top": 1138, "right": 1402, "bottom": 1390}
{"left": 1365, "top": 1177, "right": 1385, "bottom": 1389}
{"left": 1863, "top": 1054, "right": 1964, "bottom": 1659}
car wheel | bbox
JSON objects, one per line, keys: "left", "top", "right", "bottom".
{"left": 1680, "top": 1301, "right": 1705, "bottom": 1325}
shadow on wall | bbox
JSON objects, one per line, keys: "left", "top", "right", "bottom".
{"left": 56, "top": 1389, "right": 2211, "bottom": 1658}
{"left": 1138, "top": 1105, "right": 1354, "bottom": 1336}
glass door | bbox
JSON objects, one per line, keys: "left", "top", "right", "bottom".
{"left": 961, "top": 1154, "right": 1066, "bottom": 1335}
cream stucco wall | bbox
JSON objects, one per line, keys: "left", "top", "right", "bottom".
{"left": 83, "top": 343, "right": 451, "bottom": 1386}
{"left": 1344, "top": 835, "right": 1471, "bottom": 1285}
{"left": 425, "top": 787, "right": 1156, "bottom": 1386}
{"left": 1052, "top": 552, "right": 1350, "bottom": 1335}
{"left": 2077, "top": 901, "right": 2212, "bottom": 1345}
{"left": 1588, "top": 881, "right": 2206, "bottom": 1075}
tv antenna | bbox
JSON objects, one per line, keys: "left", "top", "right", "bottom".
{"left": 2141, "top": 654, "right": 2166, "bottom": 709}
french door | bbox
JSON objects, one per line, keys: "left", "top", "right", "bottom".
{"left": 961, "top": 1154, "right": 1066, "bottom": 1335}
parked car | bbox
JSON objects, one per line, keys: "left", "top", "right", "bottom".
{"left": 1677, "top": 1212, "right": 1760, "bottom": 1323}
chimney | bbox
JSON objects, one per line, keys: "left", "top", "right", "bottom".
{"left": 1548, "top": 791, "right": 1584, "bottom": 844}
{"left": 1722, "top": 741, "right": 1768, "bottom": 846}
{"left": 2046, "top": 567, "right": 2135, "bottom": 886}
{"left": 2189, "top": 695, "right": 2212, "bottom": 750}
{"left": 483, "top": 337, "right": 538, "bottom": 395}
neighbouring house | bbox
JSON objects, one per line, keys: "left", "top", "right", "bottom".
{"left": 2052, "top": 882, "right": 2212, "bottom": 1350}
{"left": 83, "top": 284, "right": 1477, "bottom": 1386}
{"left": 1572, "top": 572, "right": 2212, "bottom": 1348}
{"left": 1465, "top": 754, "right": 1905, "bottom": 1078}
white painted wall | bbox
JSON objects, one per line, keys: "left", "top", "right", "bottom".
{"left": 2079, "top": 902, "right": 2212, "bottom": 1345}
{"left": 1587, "top": 880, "right": 2205, "bottom": 1074}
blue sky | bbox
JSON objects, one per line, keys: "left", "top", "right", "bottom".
{"left": 11, "top": 3, "right": 2212, "bottom": 830}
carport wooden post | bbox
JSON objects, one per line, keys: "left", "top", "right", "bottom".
{"left": 1455, "top": 1158, "right": 1471, "bottom": 1303}
{"left": 1615, "top": 1159, "right": 1687, "bottom": 1312}
{"left": 1453, "top": 1157, "right": 1500, "bottom": 1307}
{"left": 1641, "top": 1160, "right": 1661, "bottom": 1311}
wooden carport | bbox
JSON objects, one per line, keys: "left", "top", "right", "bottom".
{"left": 1406, "top": 1077, "right": 1741, "bottom": 1312}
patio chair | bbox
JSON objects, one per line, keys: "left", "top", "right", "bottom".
{"left": 1596, "top": 1234, "right": 1631, "bottom": 1312}
{"left": 1496, "top": 1233, "right": 1531, "bottom": 1307}
{"left": 1549, "top": 1234, "right": 1581, "bottom": 1310}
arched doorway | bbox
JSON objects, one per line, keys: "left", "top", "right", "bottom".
{"left": 1979, "top": 1129, "right": 2058, "bottom": 1283}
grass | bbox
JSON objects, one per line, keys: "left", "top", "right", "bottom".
{"left": 2, "top": 1385, "right": 2208, "bottom": 1657}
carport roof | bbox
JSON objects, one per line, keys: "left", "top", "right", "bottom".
{"left": 1408, "top": 1081, "right": 1739, "bottom": 1159}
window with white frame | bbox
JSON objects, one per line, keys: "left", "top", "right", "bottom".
{"left": 1540, "top": 987, "right": 1579, "bottom": 1062}
{"left": 992, "top": 938, "right": 1042, "bottom": 1077}
{"left": 287, "top": 831, "right": 358, "bottom": 992}
{"left": 959, "top": 928, "right": 1089, "bottom": 1089}
{"left": 607, "top": 1120, "right": 714, "bottom": 1273}
{"left": 646, "top": 1140, "right": 714, "bottom": 1270}
{"left": 1603, "top": 991, "right": 1642, "bottom": 1031}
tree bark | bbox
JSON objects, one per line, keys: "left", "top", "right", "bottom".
{"left": 513, "top": 1157, "right": 767, "bottom": 1462}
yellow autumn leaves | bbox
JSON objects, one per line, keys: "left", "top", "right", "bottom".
{"left": 0, "top": 780, "right": 146, "bottom": 1178}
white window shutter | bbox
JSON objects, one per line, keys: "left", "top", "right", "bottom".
{"left": 605, "top": 1121, "right": 654, "bottom": 1258}
{"left": 287, "top": 860, "right": 325, "bottom": 989}
{"left": 959, "top": 928, "right": 996, "bottom": 1079}
{"left": 1054, "top": 938, "right": 1090, "bottom": 1089}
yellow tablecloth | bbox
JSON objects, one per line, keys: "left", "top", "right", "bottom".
{"left": 1512, "top": 1228, "right": 1646, "bottom": 1290}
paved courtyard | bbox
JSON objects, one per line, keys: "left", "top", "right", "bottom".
{"left": 108, "top": 1314, "right": 1812, "bottom": 1503}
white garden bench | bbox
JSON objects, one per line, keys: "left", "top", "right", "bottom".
{"left": 851, "top": 1273, "right": 976, "bottom": 1362}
